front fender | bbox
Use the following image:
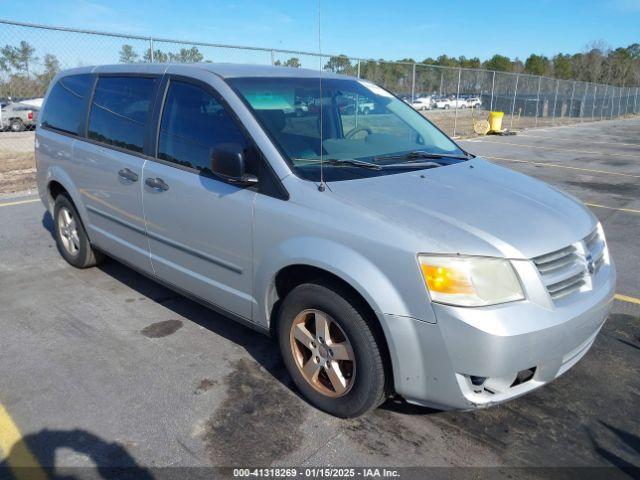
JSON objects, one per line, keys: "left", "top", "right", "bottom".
{"left": 254, "top": 236, "right": 417, "bottom": 329}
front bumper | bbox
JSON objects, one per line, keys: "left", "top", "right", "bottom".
{"left": 383, "top": 263, "right": 616, "bottom": 410}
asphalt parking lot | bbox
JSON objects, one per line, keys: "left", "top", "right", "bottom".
{"left": 0, "top": 118, "right": 639, "bottom": 477}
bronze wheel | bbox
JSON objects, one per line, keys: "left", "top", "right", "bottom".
{"left": 289, "top": 309, "right": 356, "bottom": 398}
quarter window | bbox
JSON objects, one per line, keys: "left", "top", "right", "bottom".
{"left": 88, "top": 76, "right": 157, "bottom": 153}
{"left": 41, "top": 74, "right": 93, "bottom": 135}
{"left": 158, "top": 80, "right": 248, "bottom": 173}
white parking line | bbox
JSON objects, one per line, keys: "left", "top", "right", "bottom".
{"left": 483, "top": 155, "right": 640, "bottom": 179}
{"left": 516, "top": 134, "right": 640, "bottom": 148}
{"left": 0, "top": 198, "right": 40, "bottom": 208}
{"left": 468, "top": 139, "right": 639, "bottom": 158}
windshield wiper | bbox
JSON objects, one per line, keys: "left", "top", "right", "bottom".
{"left": 380, "top": 161, "right": 443, "bottom": 170}
{"left": 374, "top": 150, "right": 471, "bottom": 162}
{"left": 293, "top": 158, "right": 382, "bottom": 170}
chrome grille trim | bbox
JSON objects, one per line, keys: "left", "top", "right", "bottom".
{"left": 546, "top": 272, "right": 586, "bottom": 299}
{"left": 533, "top": 226, "right": 606, "bottom": 302}
{"left": 533, "top": 245, "right": 576, "bottom": 267}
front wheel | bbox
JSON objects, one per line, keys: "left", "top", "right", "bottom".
{"left": 278, "top": 281, "right": 387, "bottom": 417}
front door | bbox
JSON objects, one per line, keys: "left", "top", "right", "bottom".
{"left": 142, "top": 79, "right": 255, "bottom": 319}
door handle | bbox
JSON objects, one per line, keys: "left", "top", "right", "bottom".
{"left": 118, "top": 168, "right": 138, "bottom": 182}
{"left": 145, "top": 177, "right": 169, "bottom": 192}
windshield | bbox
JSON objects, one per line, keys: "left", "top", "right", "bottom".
{"left": 227, "top": 76, "right": 467, "bottom": 181}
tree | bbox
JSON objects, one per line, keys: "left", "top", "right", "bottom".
{"left": 144, "top": 48, "right": 169, "bottom": 63}
{"left": 119, "top": 44, "right": 139, "bottom": 63}
{"left": 38, "top": 53, "right": 61, "bottom": 84}
{"left": 1, "top": 41, "right": 37, "bottom": 78}
{"left": 483, "top": 54, "right": 512, "bottom": 72}
{"left": 458, "top": 56, "right": 481, "bottom": 69}
{"left": 16, "top": 41, "right": 37, "bottom": 78}
{"left": 524, "top": 54, "right": 550, "bottom": 75}
{"left": 324, "top": 55, "right": 353, "bottom": 74}
{"left": 435, "top": 55, "right": 457, "bottom": 67}
{"left": 283, "top": 57, "right": 301, "bottom": 68}
{"left": 552, "top": 54, "right": 573, "bottom": 79}
{"left": 170, "top": 47, "right": 203, "bottom": 63}
{"left": 0, "top": 45, "right": 15, "bottom": 73}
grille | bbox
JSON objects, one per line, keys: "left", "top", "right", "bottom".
{"left": 584, "top": 228, "right": 606, "bottom": 273}
{"left": 533, "top": 227, "right": 606, "bottom": 301}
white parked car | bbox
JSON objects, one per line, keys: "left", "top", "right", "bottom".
{"left": 435, "top": 98, "right": 468, "bottom": 109}
{"left": 410, "top": 97, "right": 432, "bottom": 111}
{"left": 465, "top": 97, "right": 482, "bottom": 108}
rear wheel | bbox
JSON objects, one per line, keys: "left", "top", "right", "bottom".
{"left": 10, "top": 119, "right": 25, "bottom": 132}
{"left": 278, "top": 281, "right": 387, "bottom": 417}
{"left": 54, "top": 194, "right": 103, "bottom": 268}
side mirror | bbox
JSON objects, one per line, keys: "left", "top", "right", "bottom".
{"left": 210, "top": 143, "right": 258, "bottom": 186}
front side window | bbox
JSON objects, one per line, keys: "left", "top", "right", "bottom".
{"left": 158, "top": 80, "right": 248, "bottom": 174}
{"left": 88, "top": 76, "right": 157, "bottom": 153}
{"left": 41, "top": 74, "right": 93, "bottom": 135}
{"left": 228, "top": 77, "right": 468, "bottom": 181}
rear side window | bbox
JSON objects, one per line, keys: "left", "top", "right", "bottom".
{"left": 158, "top": 80, "right": 248, "bottom": 172}
{"left": 88, "top": 76, "right": 157, "bottom": 153}
{"left": 41, "top": 74, "right": 93, "bottom": 135}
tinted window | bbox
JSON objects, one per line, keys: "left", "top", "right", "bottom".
{"left": 88, "top": 76, "right": 157, "bottom": 153}
{"left": 41, "top": 74, "right": 93, "bottom": 135}
{"left": 158, "top": 81, "right": 248, "bottom": 172}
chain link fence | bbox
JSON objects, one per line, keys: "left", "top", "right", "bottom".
{"left": 1, "top": 18, "right": 639, "bottom": 193}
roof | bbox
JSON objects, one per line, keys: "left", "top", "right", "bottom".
{"left": 58, "top": 62, "right": 351, "bottom": 80}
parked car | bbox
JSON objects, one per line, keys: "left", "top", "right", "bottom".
{"left": 0, "top": 102, "right": 38, "bottom": 131}
{"left": 20, "top": 97, "right": 44, "bottom": 109}
{"left": 434, "top": 97, "right": 467, "bottom": 109}
{"left": 465, "top": 96, "right": 482, "bottom": 108}
{"left": 336, "top": 96, "right": 376, "bottom": 115}
{"left": 410, "top": 97, "right": 432, "bottom": 111}
{"left": 37, "top": 64, "right": 615, "bottom": 418}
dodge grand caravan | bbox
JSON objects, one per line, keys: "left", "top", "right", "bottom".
{"left": 36, "top": 63, "right": 616, "bottom": 418}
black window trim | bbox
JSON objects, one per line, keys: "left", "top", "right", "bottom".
{"left": 85, "top": 72, "right": 162, "bottom": 158}
{"left": 148, "top": 73, "right": 288, "bottom": 200}
{"left": 39, "top": 73, "right": 95, "bottom": 138}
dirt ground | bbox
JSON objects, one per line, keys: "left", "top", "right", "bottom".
{"left": 0, "top": 151, "right": 36, "bottom": 194}
{"left": 0, "top": 131, "right": 36, "bottom": 194}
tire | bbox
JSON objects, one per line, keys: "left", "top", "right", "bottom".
{"left": 363, "top": 107, "right": 370, "bottom": 115}
{"left": 444, "top": 105, "right": 450, "bottom": 110}
{"left": 277, "top": 281, "right": 387, "bottom": 417}
{"left": 53, "top": 194, "right": 104, "bottom": 268}
{"left": 10, "top": 119, "right": 25, "bottom": 132}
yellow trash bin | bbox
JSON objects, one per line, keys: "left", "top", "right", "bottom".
{"left": 489, "top": 111, "right": 504, "bottom": 132}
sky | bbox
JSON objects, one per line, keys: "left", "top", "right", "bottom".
{"left": 1, "top": 0, "right": 639, "bottom": 63}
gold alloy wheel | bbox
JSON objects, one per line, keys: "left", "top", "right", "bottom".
{"left": 289, "top": 309, "right": 356, "bottom": 398}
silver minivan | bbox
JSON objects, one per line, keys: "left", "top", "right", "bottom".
{"left": 36, "top": 63, "right": 616, "bottom": 418}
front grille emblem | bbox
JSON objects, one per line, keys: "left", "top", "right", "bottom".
{"left": 586, "top": 253, "right": 595, "bottom": 275}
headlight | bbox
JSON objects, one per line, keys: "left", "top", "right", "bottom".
{"left": 418, "top": 255, "right": 524, "bottom": 307}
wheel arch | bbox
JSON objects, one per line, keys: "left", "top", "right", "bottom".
{"left": 269, "top": 263, "right": 395, "bottom": 394}
{"left": 44, "top": 169, "right": 90, "bottom": 231}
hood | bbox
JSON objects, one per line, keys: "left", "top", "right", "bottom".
{"left": 326, "top": 158, "right": 596, "bottom": 259}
